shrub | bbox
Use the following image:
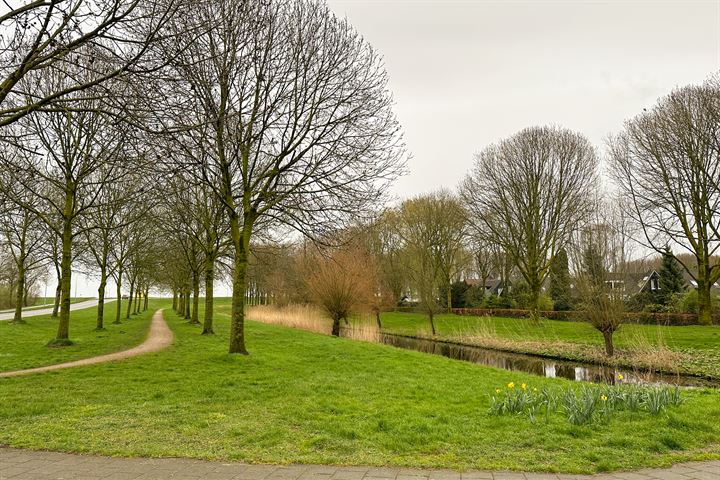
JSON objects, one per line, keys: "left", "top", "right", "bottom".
{"left": 679, "top": 290, "right": 699, "bottom": 314}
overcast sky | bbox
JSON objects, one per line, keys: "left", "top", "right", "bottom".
{"left": 326, "top": 0, "right": 720, "bottom": 199}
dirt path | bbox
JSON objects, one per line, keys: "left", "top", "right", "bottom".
{"left": 0, "top": 309, "right": 173, "bottom": 378}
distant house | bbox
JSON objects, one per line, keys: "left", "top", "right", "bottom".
{"left": 638, "top": 270, "right": 661, "bottom": 293}
{"left": 465, "top": 278, "right": 508, "bottom": 296}
{"left": 680, "top": 271, "right": 720, "bottom": 293}
{"left": 609, "top": 269, "right": 720, "bottom": 296}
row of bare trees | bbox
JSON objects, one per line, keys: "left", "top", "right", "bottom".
{"left": 0, "top": 0, "right": 405, "bottom": 354}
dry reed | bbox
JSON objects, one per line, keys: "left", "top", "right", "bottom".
{"left": 247, "top": 304, "right": 380, "bottom": 342}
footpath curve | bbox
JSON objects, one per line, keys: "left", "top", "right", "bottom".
{"left": 0, "top": 309, "right": 172, "bottom": 378}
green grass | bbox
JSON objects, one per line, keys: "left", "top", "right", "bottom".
{"left": 0, "top": 300, "right": 157, "bottom": 372}
{"left": 0, "top": 299, "right": 718, "bottom": 473}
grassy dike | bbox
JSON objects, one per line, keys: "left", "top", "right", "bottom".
{"left": 0, "top": 300, "right": 718, "bottom": 473}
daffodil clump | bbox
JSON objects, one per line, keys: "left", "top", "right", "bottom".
{"left": 489, "top": 378, "right": 684, "bottom": 425}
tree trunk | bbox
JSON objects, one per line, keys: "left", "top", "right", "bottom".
{"left": 202, "top": 257, "right": 215, "bottom": 335}
{"left": 96, "top": 266, "right": 107, "bottom": 330}
{"left": 126, "top": 277, "right": 135, "bottom": 319}
{"left": 529, "top": 281, "right": 542, "bottom": 322}
{"left": 228, "top": 243, "right": 249, "bottom": 354}
{"left": 114, "top": 270, "right": 122, "bottom": 324}
{"left": 134, "top": 286, "right": 141, "bottom": 314}
{"left": 446, "top": 277, "right": 452, "bottom": 313}
{"left": 23, "top": 282, "right": 29, "bottom": 307}
{"left": 52, "top": 282, "right": 61, "bottom": 318}
{"left": 172, "top": 289, "right": 178, "bottom": 312}
{"left": 696, "top": 263, "right": 713, "bottom": 325}
{"left": 375, "top": 310, "right": 382, "bottom": 329}
{"left": 143, "top": 285, "right": 149, "bottom": 310}
{"left": 184, "top": 289, "right": 191, "bottom": 319}
{"left": 12, "top": 261, "right": 26, "bottom": 324}
{"left": 331, "top": 315, "right": 341, "bottom": 336}
{"left": 428, "top": 310, "right": 437, "bottom": 335}
{"left": 602, "top": 329, "right": 614, "bottom": 357}
{"left": 178, "top": 288, "right": 185, "bottom": 315}
{"left": 51, "top": 201, "right": 74, "bottom": 345}
{"left": 190, "top": 271, "right": 200, "bottom": 324}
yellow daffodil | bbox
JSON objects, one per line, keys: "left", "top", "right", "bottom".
{"left": 618, "top": 373, "right": 624, "bottom": 380}
{"left": 507, "top": 382, "right": 515, "bottom": 389}
{"left": 601, "top": 394, "right": 608, "bottom": 402}
{"left": 521, "top": 383, "right": 527, "bottom": 390}
{"left": 495, "top": 388, "right": 501, "bottom": 394}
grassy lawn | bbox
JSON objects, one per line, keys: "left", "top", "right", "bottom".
{"left": 378, "top": 312, "right": 720, "bottom": 378}
{"left": 0, "top": 300, "right": 718, "bottom": 473}
{"left": 0, "top": 299, "right": 157, "bottom": 372}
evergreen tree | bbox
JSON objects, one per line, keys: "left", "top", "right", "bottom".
{"left": 658, "top": 247, "right": 685, "bottom": 305}
{"left": 583, "top": 241, "right": 606, "bottom": 287}
{"left": 549, "top": 248, "right": 572, "bottom": 310}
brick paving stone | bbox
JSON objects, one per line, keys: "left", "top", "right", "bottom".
{"left": 427, "top": 470, "right": 462, "bottom": 480}
{"left": 459, "top": 473, "right": 494, "bottom": 480}
{"left": 332, "top": 470, "right": 368, "bottom": 480}
{"left": 491, "top": 473, "right": 527, "bottom": 480}
{"left": 0, "top": 449, "right": 718, "bottom": 480}
{"left": 396, "top": 475, "right": 429, "bottom": 480}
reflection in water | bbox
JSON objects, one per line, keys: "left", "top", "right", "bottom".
{"left": 341, "top": 329, "right": 718, "bottom": 388}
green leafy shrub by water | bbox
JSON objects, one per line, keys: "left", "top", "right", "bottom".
{"left": 489, "top": 381, "right": 684, "bottom": 425}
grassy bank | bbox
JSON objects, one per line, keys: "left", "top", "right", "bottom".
{"left": 377, "top": 312, "right": 720, "bottom": 378}
{"left": 0, "top": 299, "right": 157, "bottom": 372}
{"left": 0, "top": 302, "right": 718, "bottom": 473}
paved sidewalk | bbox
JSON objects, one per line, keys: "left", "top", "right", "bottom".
{"left": 0, "top": 299, "right": 112, "bottom": 322}
{"left": 0, "top": 448, "right": 717, "bottom": 480}
{"left": 0, "top": 309, "right": 172, "bottom": 378}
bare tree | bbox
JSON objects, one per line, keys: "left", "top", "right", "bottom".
{"left": 610, "top": 82, "right": 720, "bottom": 325}
{"left": 147, "top": 0, "right": 405, "bottom": 353}
{"left": 0, "top": 184, "right": 48, "bottom": 323}
{"left": 81, "top": 172, "right": 147, "bottom": 330}
{"left": 461, "top": 126, "right": 598, "bottom": 320}
{"left": 0, "top": 0, "right": 177, "bottom": 127}
{"left": 396, "top": 191, "right": 467, "bottom": 334}
{"left": 159, "top": 170, "right": 229, "bottom": 333}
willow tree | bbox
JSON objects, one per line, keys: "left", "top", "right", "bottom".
{"left": 147, "top": 0, "right": 405, "bottom": 354}
{"left": 461, "top": 126, "right": 598, "bottom": 320}
{"left": 306, "top": 245, "right": 378, "bottom": 337}
{"left": 610, "top": 82, "right": 720, "bottom": 325}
